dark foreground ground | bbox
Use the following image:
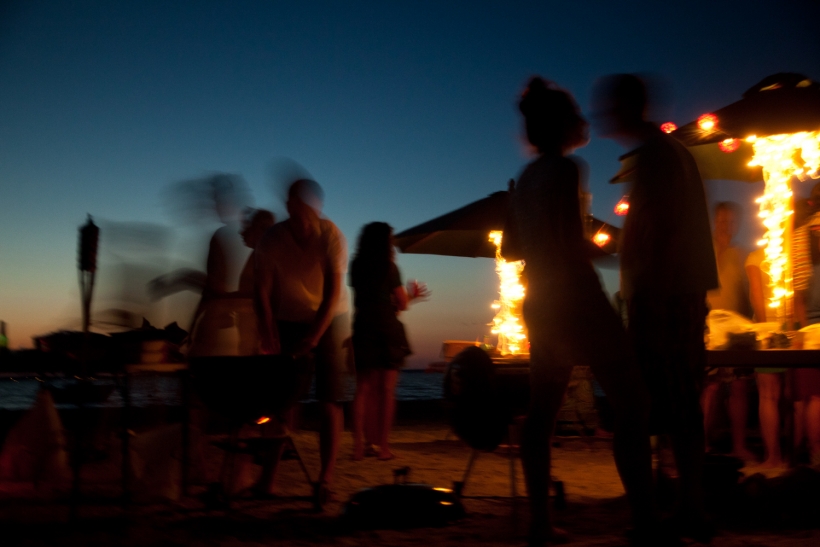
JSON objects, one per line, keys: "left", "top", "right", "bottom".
{"left": 1, "top": 416, "right": 820, "bottom": 547}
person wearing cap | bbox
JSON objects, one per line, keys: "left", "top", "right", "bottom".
{"left": 591, "top": 74, "right": 718, "bottom": 544}
{"left": 255, "top": 178, "right": 350, "bottom": 506}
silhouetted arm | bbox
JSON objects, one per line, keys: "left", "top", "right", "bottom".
{"left": 297, "top": 269, "right": 341, "bottom": 356}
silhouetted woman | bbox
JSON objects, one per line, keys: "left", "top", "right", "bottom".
{"left": 502, "top": 78, "right": 654, "bottom": 546}
{"left": 349, "top": 222, "right": 428, "bottom": 461}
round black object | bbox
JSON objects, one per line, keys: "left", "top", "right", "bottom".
{"left": 443, "top": 346, "right": 510, "bottom": 451}
{"left": 342, "top": 483, "right": 464, "bottom": 529}
{"left": 189, "top": 355, "right": 312, "bottom": 424}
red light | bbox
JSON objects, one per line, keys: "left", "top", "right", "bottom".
{"left": 614, "top": 196, "right": 629, "bottom": 216}
{"left": 718, "top": 138, "right": 740, "bottom": 153}
{"left": 660, "top": 122, "right": 677, "bottom": 134}
{"left": 697, "top": 113, "right": 718, "bottom": 131}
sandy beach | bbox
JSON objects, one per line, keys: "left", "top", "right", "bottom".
{"left": 1, "top": 410, "right": 819, "bottom": 547}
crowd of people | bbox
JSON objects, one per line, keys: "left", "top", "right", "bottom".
{"left": 152, "top": 73, "right": 820, "bottom": 546}
{"left": 170, "top": 177, "right": 429, "bottom": 508}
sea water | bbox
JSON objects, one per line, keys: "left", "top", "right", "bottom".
{"left": 0, "top": 370, "right": 445, "bottom": 411}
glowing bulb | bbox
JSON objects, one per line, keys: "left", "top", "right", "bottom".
{"left": 718, "top": 138, "right": 740, "bottom": 153}
{"left": 697, "top": 113, "right": 718, "bottom": 132}
{"left": 593, "top": 232, "right": 611, "bottom": 246}
{"left": 660, "top": 122, "right": 677, "bottom": 134}
{"left": 614, "top": 195, "right": 630, "bottom": 216}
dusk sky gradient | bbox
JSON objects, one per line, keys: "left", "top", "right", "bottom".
{"left": 1, "top": 1, "right": 818, "bottom": 366}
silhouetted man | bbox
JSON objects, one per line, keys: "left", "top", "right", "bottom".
{"left": 255, "top": 178, "right": 350, "bottom": 508}
{"left": 592, "top": 74, "right": 718, "bottom": 543}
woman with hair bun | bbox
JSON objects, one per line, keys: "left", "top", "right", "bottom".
{"left": 502, "top": 77, "right": 655, "bottom": 546}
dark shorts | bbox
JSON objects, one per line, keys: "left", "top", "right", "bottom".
{"left": 278, "top": 314, "right": 350, "bottom": 403}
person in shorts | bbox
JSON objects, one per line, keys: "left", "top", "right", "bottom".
{"left": 255, "top": 178, "right": 350, "bottom": 504}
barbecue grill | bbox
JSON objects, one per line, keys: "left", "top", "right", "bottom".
{"left": 187, "top": 354, "right": 314, "bottom": 507}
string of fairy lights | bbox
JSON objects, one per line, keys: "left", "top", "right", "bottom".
{"left": 486, "top": 91, "right": 819, "bottom": 354}
{"left": 749, "top": 131, "right": 820, "bottom": 322}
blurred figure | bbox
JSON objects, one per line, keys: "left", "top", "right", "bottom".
{"left": 746, "top": 245, "right": 786, "bottom": 469}
{"left": 503, "top": 77, "right": 654, "bottom": 546}
{"left": 702, "top": 201, "right": 755, "bottom": 463}
{"left": 349, "top": 222, "right": 429, "bottom": 461}
{"left": 96, "top": 220, "right": 175, "bottom": 331}
{"left": 792, "top": 182, "right": 820, "bottom": 467}
{"left": 235, "top": 208, "right": 276, "bottom": 354}
{"left": 150, "top": 173, "right": 254, "bottom": 356}
{"left": 592, "top": 74, "right": 718, "bottom": 543}
{"left": 185, "top": 175, "right": 253, "bottom": 357}
{"left": 255, "top": 178, "right": 350, "bottom": 507}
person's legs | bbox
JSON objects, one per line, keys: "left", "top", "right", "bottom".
{"left": 578, "top": 297, "right": 654, "bottom": 533}
{"left": 318, "top": 401, "right": 343, "bottom": 485}
{"left": 589, "top": 352, "right": 654, "bottom": 531}
{"left": 631, "top": 293, "right": 710, "bottom": 539}
{"left": 699, "top": 381, "right": 720, "bottom": 452}
{"left": 352, "top": 369, "right": 374, "bottom": 460}
{"left": 313, "top": 314, "right": 349, "bottom": 490}
{"left": 807, "top": 395, "right": 820, "bottom": 466}
{"left": 521, "top": 349, "right": 573, "bottom": 545}
{"left": 728, "top": 377, "right": 755, "bottom": 462}
{"left": 669, "top": 396, "right": 707, "bottom": 520}
{"left": 667, "top": 297, "right": 708, "bottom": 529}
{"left": 376, "top": 369, "right": 399, "bottom": 460}
{"left": 756, "top": 372, "right": 783, "bottom": 467}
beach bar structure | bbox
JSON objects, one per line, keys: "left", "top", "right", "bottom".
{"left": 614, "top": 73, "right": 820, "bottom": 326}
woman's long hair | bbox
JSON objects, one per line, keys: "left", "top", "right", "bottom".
{"left": 351, "top": 222, "right": 393, "bottom": 283}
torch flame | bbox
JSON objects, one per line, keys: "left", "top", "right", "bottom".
{"left": 488, "top": 231, "right": 528, "bottom": 355}
{"left": 749, "top": 130, "right": 820, "bottom": 323}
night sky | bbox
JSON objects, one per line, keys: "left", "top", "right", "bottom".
{"left": 1, "top": 1, "right": 818, "bottom": 366}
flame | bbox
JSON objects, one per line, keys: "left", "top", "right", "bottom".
{"left": 256, "top": 416, "right": 271, "bottom": 425}
{"left": 488, "top": 231, "right": 528, "bottom": 355}
{"left": 749, "top": 130, "right": 820, "bottom": 322}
